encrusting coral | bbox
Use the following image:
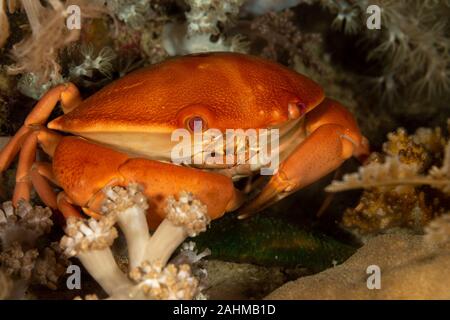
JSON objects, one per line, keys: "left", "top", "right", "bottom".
{"left": 59, "top": 184, "right": 210, "bottom": 300}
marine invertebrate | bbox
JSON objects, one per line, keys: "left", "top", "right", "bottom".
{"left": 0, "top": 200, "right": 52, "bottom": 247}
{"left": 6, "top": 0, "right": 108, "bottom": 97}
{"left": 0, "top": 53, "right": 368, "bottom": 222}
{"left": 185, "top": 0, "right": 243, "bottom": 36}
{"left": 327, "top": 131, "right": 450, "bottom": 193}
{"left": 0, "top": 241, "right": 38, "bottom": 280}
{"left": 0, "top": 200, "right": 69, "bottom": 296}
{"left": 60, "top": 185, "right": 207, "bottom": 299}
{"left": 68, "top": 45, "right": 117, "bottom": 86}
{"left": 327, "top": 123, "right": 450, "bottom": 235}
{"left": 162, "top": 0, "right": 248, "bottom": 55}
{"left": 104, "top": 0, "right": 170, "bottom": 64}
{"left": 246, "top": 9, "right": 322, "bottom": 67}
{"left": 373, "top": 1, "right": 449, "bottom": 97}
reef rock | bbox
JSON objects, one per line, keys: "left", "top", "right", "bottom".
{"left": 265, "top": 232, "right": 450, "bottom": 300}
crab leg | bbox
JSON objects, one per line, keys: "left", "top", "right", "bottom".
{"left": 9, "top": 127, "right": 63, "bottom": 206}
{"left": 0, "top": 83, "right": 80, "bottom": 172}
{"left": 57, "top": 192, "right": 84, "bottom": 219}
{"left": 30, "top": 162, "right": 58, "bottom": 209}
{"left": 13, "top": 131, "right": 38, "bottom": 205}
{"left": 239, "top": 99, "right": 369, "bottom": 218}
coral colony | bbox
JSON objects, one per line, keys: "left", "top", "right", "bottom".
{"left": 0, "top": 0, "right": 449, "bottom": 300}
{"left": 60, "top": 185, "right": 209, "bottom": 299}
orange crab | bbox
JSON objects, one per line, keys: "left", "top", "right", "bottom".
{"left": 0, "top": 52, "right": 368, "bottom": 227}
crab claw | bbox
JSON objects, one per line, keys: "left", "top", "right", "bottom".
{"left": 238, "top": 99, "right": 368, "bottom": 218}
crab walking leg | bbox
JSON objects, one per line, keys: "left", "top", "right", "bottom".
{"left": 12, "top": 128, "right": 63, "bottom": 206}
{"left": 57, "top": 192, "right": 84, "bottom": 219}
{"left": 60, "top": 216, "right": 133, "bottom": 296}
{"left": 0, "top": 127, "right": 32, "bottom": 171}
{"left": 13, "top": 131, "right": 38, "bottom": 205}
{"left": 32, "top": 161, "right": 58, "bottom": 185}
{"left": 30, "top": 164, "right": 58, "bottom": 209}
{"left": 239, "top": 99, "right": 369, "bottom": 217}
{"left": 0, "top": 83, "right": 80, "bottom": 171}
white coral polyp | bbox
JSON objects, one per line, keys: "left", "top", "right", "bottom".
{"left": 165, "top": 191, "right": 210, "bottom": 237}
{"left": 61, "top": 216, "right": 117, "bottom": 257}
{"left": 131, "top": 261, "right": 199, "bottom": 300}
{"left": 0, "top": 200, "right": 53, "bottom": 247}
{"left": 58, "top": 185, "right": 210, "bottom": 299}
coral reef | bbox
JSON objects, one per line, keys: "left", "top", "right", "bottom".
{"left": 327, "top": 122, "right": 450, "bottom": 237}
{"left": 0, "top": 0, "right": 448, "bottom": 301}
{"left": 59, "top": 184, "right": 210, "bottom": 300}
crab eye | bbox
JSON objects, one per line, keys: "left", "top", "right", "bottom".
{"left": 297, "top": 102, "right": 307, "bottom": 113}
{"left": 288, "top": 101, "right": 307, "bottom": 119}
{"left": 187, "top": 116, "right": 207, "bottom": 132}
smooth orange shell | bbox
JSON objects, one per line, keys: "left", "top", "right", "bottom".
{"left": 49, "top": 52, "right": 324, "bottom": 133}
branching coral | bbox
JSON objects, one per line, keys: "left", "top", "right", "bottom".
{"left": 327, "top": 123, "right": 450, "bottom": 236}
{"left": 60, "top": 184, "right": 210, "bottom": 299}
{"left": 327, "top": 124, "right": 450, "bottom": 193}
